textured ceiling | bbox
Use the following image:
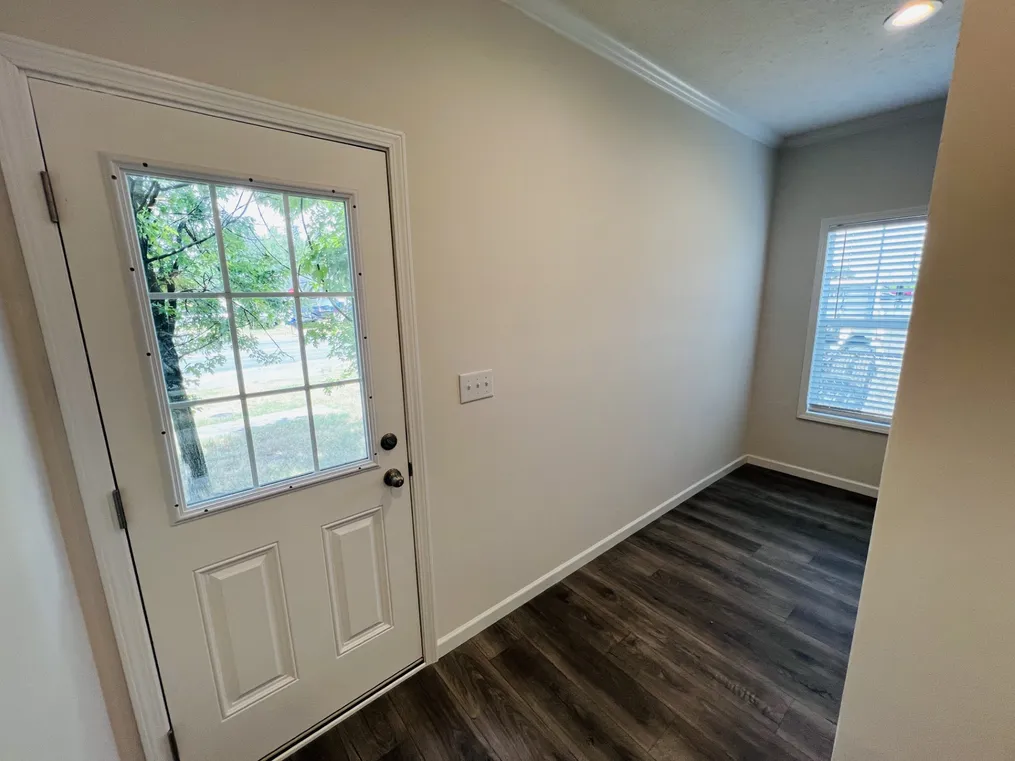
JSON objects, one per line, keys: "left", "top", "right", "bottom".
{"left": 552, "top": 0, "right": 962, "bottom": 135}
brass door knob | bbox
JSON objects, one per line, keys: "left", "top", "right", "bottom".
{"left": 383, "top": 468, "right": 405, "bottom": 488}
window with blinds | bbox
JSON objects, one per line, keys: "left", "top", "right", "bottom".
{"left": 803, "top": 214, "right": 927, "bottom": 428}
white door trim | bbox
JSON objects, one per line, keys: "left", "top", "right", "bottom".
{"left": 0, "top": 33, "right": 437, "bottom": 761}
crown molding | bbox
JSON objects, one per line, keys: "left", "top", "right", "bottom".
{"left": 500, "top": 0, "right": 780, "bottom": 146}
{"left": 782, "top": 98, "right": 948, "bottom": 148}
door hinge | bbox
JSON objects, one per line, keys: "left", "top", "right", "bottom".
{"left": 407, "top": 461, "right": 413, "bottom": 478}
{"left": 39, "top": 171, "right": 59, "bottom": 224}
{"left": 167, "top": 728, "right": 181, "bottom": 761}
{"left": 112, "top": 488, "right": 127, "bottom": 531}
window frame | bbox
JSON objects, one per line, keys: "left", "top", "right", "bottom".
{"left": 797, "top": 206, "right": 929, "bottom": 435}
{"left": 111, "top": 162, "right": 378, "bottom": 523}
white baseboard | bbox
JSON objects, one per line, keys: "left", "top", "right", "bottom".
{"left": 435, "top": 455, "right": 747, "bottom": 656}
{"left": 745, "top": 455, "right": 879, "bottom": 498}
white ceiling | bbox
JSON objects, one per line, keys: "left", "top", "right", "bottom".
{"left": 540, "top": 0, "right": 962, "bottom": 137}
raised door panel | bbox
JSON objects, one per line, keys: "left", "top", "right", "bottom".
{"left": 194, "top": 544, "right": 297, "bottom": 718}
{"left": 323, "top": 507, "right": 393, "bottom": 654}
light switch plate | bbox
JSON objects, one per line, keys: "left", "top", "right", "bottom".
{"left": 459, "top": 370, "right": 494, "bottom": 404}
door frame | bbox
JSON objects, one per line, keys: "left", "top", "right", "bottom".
{"left": 0, "top": 33, "right": 437, "bottom": 761}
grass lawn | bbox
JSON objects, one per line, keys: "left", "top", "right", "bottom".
{"left": 179, "top": 409, "right": 366, "bottom": 506}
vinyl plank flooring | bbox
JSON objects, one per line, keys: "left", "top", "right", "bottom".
{"left": 777, "top": 701, "right": 838, "bottom": 761}
{"left": 435, "top": 642, "right": 576, "bottom": 761}
{"left": 678, "top": 695, "right": 813, "bottom": 761}
{"left": 785, "top": 602, "right": 857, "bottom": 653}
{"left": 650, "top": 727, "right": 727, "bottom": 761}
{"left": 281, "top": 465, "right": 872, "bottom": 761}
{"left": 470, "top": 619, "right": 518, "bottom": 660}
{"left": 808, "top": 550, "right": 868, "bottom": 586}
{"left": 510, "top": 595, "right": 674, "bottom": 750}
{"left": 612, "top": 538, "right": 848, "bottom": 675}
{"left": 658, "top": 508, "right": 763, "bottom": 554}
{"left": 606, "top": 633, "right": 779, "bottom": 734}
{"left": 606, "top": 636, "right": 814, "bottom": 761}
{"left": 587, "top": 537, "right": 669, "bottom": 577}
{"left": 627, "top": 648, "right": 811, "bottom": 761}
{"left": 337, "top": 696, "right": 408, "bottom": 761}
{"left": 609, "top": 558, "right": 847, "bottom": 720}
{"left": 753, "top": 544, "right": 815, "bottom": 567}
{"left": 678, "top": 498, "right": 839, "bottom": 568}
{"left": 288, "top": 732, "right": 359, "bottom": 761}
{"left": 652, "top": 564, "right": 850, "bottom": 677}
{"left": 492, "top": 641, "right": 651, "bottom": 761}
{"left": 571, "top": 563, "right": 793, "bottom": 728}
{"left": 712, "top": 474, "right": 872, "bottom": 537}
{"left": 374, "top": 744, "right": 424, "bottom": 761}
{"left": 732, "top": 467, "right": 876, "bottom": 522}
{"left": 678, "top": 497, "right": 867, "bottom": 604}
{"left": 563, "top": 568, "right": 678, "bottom": 648}
{"left": 632, "top": 526, "right": 797, "bottom": 619}
{"left": 627, "top": 644, "right": 809, "bottom": 761}
{"left": 745, "top": 548, "right": 863, "bottom": 604}
{"left": 526, "top": 583, "right": 628, "bottom": 654}
{"left": 669, "top": 505, "right": 864, "bottom": 608}
{"left": 386, "top": 669, "right": 497, "bottom": 761}
{"left": 711, "top": 478, "right": 873, "bottom": 549}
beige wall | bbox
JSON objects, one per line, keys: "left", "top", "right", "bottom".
{"left": 746, "top": 114, "right": 943, "bottom": 487}
{"left": 832, "top": 0, "right": 1015, "bottom": 757}
{"left": 0, "top": 180, "right": 126, "bottom": 760}
{"left": 0, "top": 0, "right": 771, "bottom": 751}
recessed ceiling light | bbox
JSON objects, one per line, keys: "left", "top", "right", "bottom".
{"left": 885, "top": 0, "right": 943, "bottom": 29}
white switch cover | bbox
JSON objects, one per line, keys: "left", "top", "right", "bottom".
{"left": 459, "top": 370, "right": 494, "bottom": 403}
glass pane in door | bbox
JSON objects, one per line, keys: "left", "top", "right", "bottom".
{"left": 125, "top": 172, "right": 371, "bottom": 512}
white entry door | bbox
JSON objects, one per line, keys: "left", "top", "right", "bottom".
{"left": 31, "top": 80, "right": 422, "bottom": 761}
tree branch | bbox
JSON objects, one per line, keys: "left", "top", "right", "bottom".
{"left": 233, "top": 301, "right": 296, "bottom": 360}
{"left": 144, "top": 232, "right": 217, "bottom": 264}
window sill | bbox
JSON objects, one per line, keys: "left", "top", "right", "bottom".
{"left": 798, "top": 410, "right": 891, "bottom": 435}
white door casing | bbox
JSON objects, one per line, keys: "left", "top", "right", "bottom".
{"left": 3, "top": 62, "right": 434, "bottom": 761}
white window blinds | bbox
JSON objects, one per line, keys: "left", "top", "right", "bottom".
{"left": 805, "top": 215, "right": 927, "bottom": 426}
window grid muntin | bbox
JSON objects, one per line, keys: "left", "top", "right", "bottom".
{"left": 147, "top": 291, "right": 355, "bottom": 299}
{"left": 208, "top": 183, "right": 260, "bottom": 488}
{"left": 165, "top": 378, "right": 363, "bottom": 410}
{"left": 282, "top": 193, "right": 320, "bottom": 473}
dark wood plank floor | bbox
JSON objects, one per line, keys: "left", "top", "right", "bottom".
{"left": 290, "top": 464, "right": 875, "bottom": 761}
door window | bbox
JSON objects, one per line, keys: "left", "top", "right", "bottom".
{"left": 124, "top": 172, "right": 371, "bottom": 513}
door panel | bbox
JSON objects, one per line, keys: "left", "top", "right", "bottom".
{"left": 323, "top": 507, "right": 394, "bottom": 654}
{"left": 194, "top": 544, "right": 298, "bottom": 718}
{"left": 30, "top": 80, "right": 422, "bottom": 761}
